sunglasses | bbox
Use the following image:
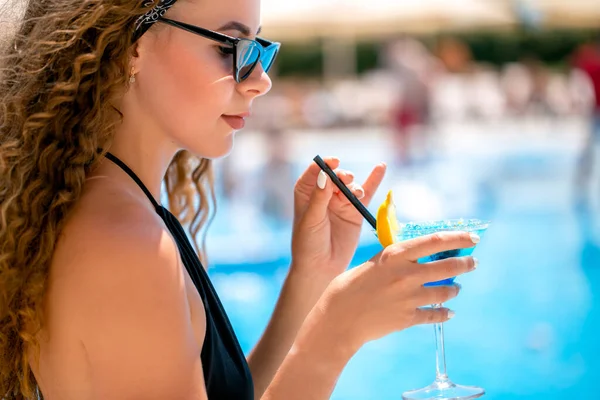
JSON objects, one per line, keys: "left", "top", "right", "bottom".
{"left": 158, "top": 17, "right": 281, "bottom": 83}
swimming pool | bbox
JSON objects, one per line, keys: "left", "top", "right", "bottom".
{"left": 207, "top": 123, "right": 600, "bottom": 399}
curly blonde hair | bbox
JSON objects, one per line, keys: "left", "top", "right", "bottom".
{"left": 0, "top": 0, "right": 216, "bottom": 397}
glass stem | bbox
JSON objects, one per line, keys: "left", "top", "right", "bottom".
{"left": 433, "top": 303, "right": 449, "bottom": 382}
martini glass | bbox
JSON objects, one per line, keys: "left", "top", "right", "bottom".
{"left": 400, "top": 219, "right": 489, "bottom": 400}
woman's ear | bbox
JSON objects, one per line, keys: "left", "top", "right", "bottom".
{"left": 130, "top": 21, "right": 166, "bottom": 75}
{"left": 129, "top": 41, "right": 142, "bottom": 76}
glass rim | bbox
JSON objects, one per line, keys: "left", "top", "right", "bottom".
{"left": 371, "top": 219, "right": 491, "bottom": 236}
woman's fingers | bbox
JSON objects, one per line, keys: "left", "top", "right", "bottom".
{"left": 296, "top": 158, "right": 386, "bottom": 207}
{"left": 302, "top": 160, "right": 386, "bottom": 205}
{"left": 412, "top": 306, "right": 455, "bottom": 325}
{"left": 295, "top": 157, "right": 340, "bottom": 196}
{"left": 359, "top": 163, "right": 387, "bottom": 206}
{"left": 409, "top": 256, "right": 477, "bottom": 285}
{"left": 410, "top": 284, "right": 461, "bottom": 307}
{"left": 300, "top": 157, "right": 340, "bottom": 185}
{"left": 347, "top": 182, "right": 365, "bottom": 199}
{"left": 387, "top": 231, "right": 479, "bottom": 263}
{"left": 294, "top": 157, "right": 340, "bottom": 216}
{"left": 332, "top": 169, "right": 365, "bottom": 199}
{"left": 332, "top": 169, "right": 355, "bottom": 192}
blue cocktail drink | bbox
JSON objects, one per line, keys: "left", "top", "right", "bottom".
{"left": 399, "top": 219, "right": 489, "bottom": 287}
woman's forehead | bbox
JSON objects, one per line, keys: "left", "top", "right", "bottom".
{"left": 170, "top": 0, "right": 261, "bottom": 35}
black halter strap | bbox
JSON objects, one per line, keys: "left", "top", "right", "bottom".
{"left": 104, "top": 152, "right": 161, "bottom": 212}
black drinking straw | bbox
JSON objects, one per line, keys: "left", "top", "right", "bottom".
{"left": 313, "top": 155, "right": 377, "bottom": 230}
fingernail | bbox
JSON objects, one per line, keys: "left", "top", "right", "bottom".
{"left": 455, "top": 283, "right": 462, "bottom": 292}
{"left": 317, "top": 170, "right": 327, "bottom": 189}
{"left": 472, "top": 257, "right": 479, "bottom": 269}
{"left": 340, "top": 170, "right": 354, "bottom": 180}
{"left": 469, "top": 233, "right": 480, "bottom": 244}
{"left": 355, "top": 185, "right": 365, "bottom": 199}
{"left": 447, "top": 310, "right": 455, "bottom": 319}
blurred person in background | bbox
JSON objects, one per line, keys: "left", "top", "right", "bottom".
{"left": 0, "top": 0, "right": 481, "bottom": 398}
{"left": 501, "top": 62, "right": 534, "bottom": 116}
{"left": 435, "top": 36, "right": 473, "bottom": 75}
{"left": 429, "top": 37, "right": 476, "bottom": 122}
{"left": 387, "top": 37, "right": 436, "bottom": 167}
{"left": 521, "top": 55, "right": 552, "bottom": 116}
{"left": 572, "top": 34, "right": 600, "bottom": 205}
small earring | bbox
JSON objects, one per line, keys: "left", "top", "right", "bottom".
{"left": 129, "top": 67, "right": 136, "bottom": 84}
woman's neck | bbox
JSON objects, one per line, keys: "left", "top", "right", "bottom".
{"left": 91, "top": 100, "right": 179, "bottom": 202}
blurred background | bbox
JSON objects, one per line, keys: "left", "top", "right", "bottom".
{"left": 202, "top": 0, "right": 600, "bottom": 398}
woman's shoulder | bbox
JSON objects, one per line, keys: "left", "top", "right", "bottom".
{"left": 47, "top": 183, "right": 185, "bottom": 332}
{"left": 53, "top": 183, "right": 176, "bottom": 273}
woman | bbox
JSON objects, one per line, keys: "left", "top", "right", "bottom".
{"left": 0, "top": 0, "right": 479, "bottom": 398}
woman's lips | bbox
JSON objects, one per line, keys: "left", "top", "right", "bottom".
{"left": 221, "top": 115, "right": 246, "bottom": 130}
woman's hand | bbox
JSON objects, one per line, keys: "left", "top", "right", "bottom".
{"left": 290, "top": 157, "right": 386, "bottom": 281}
{"left": 261, "top": 232, "right": 479, "bottom": 400}
{"left": 305, "top": 231, "right": 479, "bottom": 354}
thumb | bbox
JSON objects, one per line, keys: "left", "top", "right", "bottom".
{"left": 301, "top": 170, "right": 334, "bottom": 227}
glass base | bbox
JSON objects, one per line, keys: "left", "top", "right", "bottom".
{"left": 402, "top": 379, "right": 485, "bottom": 400}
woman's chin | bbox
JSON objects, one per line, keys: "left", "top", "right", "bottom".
{"left": 190, "top": 136, "right": 235, "bottom": 160}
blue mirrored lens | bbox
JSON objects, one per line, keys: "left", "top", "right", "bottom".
{"left": 260, "top": 43, "right": 279, "bottom": 73}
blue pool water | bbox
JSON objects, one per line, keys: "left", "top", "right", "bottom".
{"left": 206, "top": 126, "right": 600, "bottom": 399}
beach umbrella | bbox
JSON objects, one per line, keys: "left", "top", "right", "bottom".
{"left": 261, "top": 0, "right": 516, "bottom": 41}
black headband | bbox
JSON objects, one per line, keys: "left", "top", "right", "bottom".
{"left": 133, "top": 0, "right": 177, "bottom": 42}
